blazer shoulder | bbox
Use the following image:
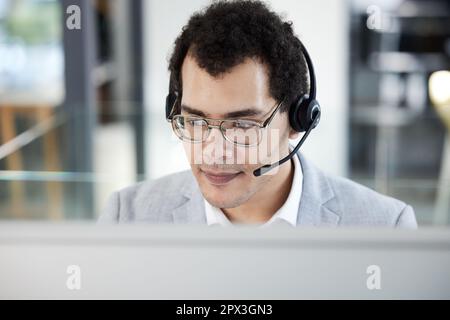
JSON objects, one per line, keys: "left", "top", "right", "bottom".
{"left": 98, "top": 170, "right": 196, "bottom": 223}
{"left": 325, "top": 174, "right": 417, "bottom": 228}
{"left": 120, "top": 169, "right": 194, "bottom": 200}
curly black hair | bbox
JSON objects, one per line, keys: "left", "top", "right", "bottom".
{"left": 168, "top": 0, "right": 309, "bottom": 113}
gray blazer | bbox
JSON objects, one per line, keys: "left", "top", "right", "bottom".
{"left": 99, "top": 152, "right": 418, "bottom": 228}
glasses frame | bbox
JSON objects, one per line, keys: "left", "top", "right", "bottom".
{"left": 167, "top": 99, "right": 284, "bottom": 147}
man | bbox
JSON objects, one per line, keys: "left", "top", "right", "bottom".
{"left": 99, "top": 0, "right": 417, "bottom": 228}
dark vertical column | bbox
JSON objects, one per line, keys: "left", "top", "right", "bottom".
{"left": 129, "top": 0, "right": 146, "bottom": 178}
{"left": 61, "top": 0, "right": 97, "bottom": 218}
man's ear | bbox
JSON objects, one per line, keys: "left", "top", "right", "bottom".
{"left": 284, "top": 113, "right": 300, "bottom": 140}
{"left": 289, "top": 128, "right": 300, "bottom": 140}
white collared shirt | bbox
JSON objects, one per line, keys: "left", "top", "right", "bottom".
{"left": 204, "top": 151, "right": 303, "bottom": 227}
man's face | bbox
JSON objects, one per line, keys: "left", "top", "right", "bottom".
{"left": 179, "top": 54, "right": 296, "bottom": 209}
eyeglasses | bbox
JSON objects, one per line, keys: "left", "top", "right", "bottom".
{"left": 168, "top": 100, "right": 284, "bottom": 147}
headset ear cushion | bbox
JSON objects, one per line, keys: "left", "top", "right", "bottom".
{"left": 289, "top": 95, "right": 307, "bottom": 132}
{"left": 289, "top": 96, "right": 321, "bottom": 132}
{"left": 306, "top": 99, "right": 321, "bottom": 129}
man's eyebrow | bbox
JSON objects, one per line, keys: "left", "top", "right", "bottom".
{"left": 181, "top": 104, "right": 263, "bottom": 118}
{"left": 225, "top": 108, "right": 262, "bottom": 119}
{"left": 181, "top": 105, "right": 207, "bottom": 117}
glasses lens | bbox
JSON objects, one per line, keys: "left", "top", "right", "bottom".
{"left": 173, "top": 116, "right": 208, "bottom": 142}
{"left": 221, "top": 120, "right": 262, "bottom": 146}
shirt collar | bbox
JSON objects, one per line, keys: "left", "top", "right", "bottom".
{"left": 204, "top": 149, "right": 303, "bottom": 227}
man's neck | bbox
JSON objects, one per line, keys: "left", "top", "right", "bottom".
{"left": 222, "top": 158, "right": 294, "bottom": 224}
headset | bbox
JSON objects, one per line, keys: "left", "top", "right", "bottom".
{"left": 165, "top": 42, "right": 321, "bottom": 177}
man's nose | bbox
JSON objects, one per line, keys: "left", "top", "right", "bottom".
{"left": 202, "top": 125, "right": 234, "bottom": 164}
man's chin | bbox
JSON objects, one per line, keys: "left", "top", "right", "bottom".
{"left": 193, "top": 168, "right": 255, "bottom": 208}
{"left": 203, "top": 194, "right": 242, "bottom": 209}
{"left": 199, "top": 183, "right": 249, "bottom": 209}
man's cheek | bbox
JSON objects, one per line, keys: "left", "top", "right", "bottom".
{"left": 183, "top": 142, "right": 204, "bottom": 165}
{"left": 257, "top": 128, "right": 281, "bottom": 162}
{"left": 229, "top": 148, "right": 247, "bottom": 166}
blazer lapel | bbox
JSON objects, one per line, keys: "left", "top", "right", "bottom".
{"left": 297, "top": 153, "right": 341, "bottom": 226}
{"left": 171, "top": 175, "right": 207, "bottom": 224}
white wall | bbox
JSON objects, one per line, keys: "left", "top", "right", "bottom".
{"left": 143, "top": 0, "right": 349, "bottom": 178}
{"left": 144, "top": 0, "right": 210, "bottom": 179}
{"left": 267, "top": 0, "right": 350, "bottom": 176}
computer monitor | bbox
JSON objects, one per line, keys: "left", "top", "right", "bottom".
{"left": 0, "top": 223, "right": 449, "bottom": 299}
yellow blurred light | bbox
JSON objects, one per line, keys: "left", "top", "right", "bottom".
{"left": 430, "top": 70, "right": 450, "bottom": 130}
{"left": 429, "top": 70, "right": 450, "bottom": 107}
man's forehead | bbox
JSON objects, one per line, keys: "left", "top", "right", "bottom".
{"left": 180, "top": 55, "right": 274, "bottom": 117}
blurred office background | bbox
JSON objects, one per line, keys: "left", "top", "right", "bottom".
{"left": 0, "top": 0, "right": 449, "bottom": 225}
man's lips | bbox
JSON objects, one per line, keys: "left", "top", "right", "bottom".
{"left": 200, "top": 169, "right": 243, "bottom": 185}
